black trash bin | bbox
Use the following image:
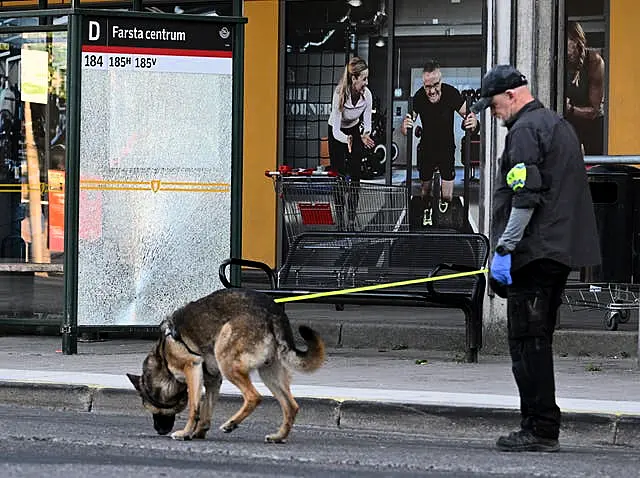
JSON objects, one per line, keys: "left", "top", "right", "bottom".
{"left": 582, "top": 165, "right": 640, "bottom": 283}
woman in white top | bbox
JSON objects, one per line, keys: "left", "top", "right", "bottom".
{"left": 327, "top": 57, "right": 375, "bottom": 228}
{"left": 328, "top": 56, "right": 376, "bottom": 178}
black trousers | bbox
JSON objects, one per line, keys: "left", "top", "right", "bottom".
{"left": 506, "top": 259, "right": 570, "bottom": 440}
{"left": 328, "top": 124, "right": 364, "bottom": 224}
{"left": 416, "top": 142, "right": 456, "bottom": 181}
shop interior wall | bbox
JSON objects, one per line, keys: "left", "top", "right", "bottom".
{"left": 608, "top": 0, "right": 640, "bottom": 155}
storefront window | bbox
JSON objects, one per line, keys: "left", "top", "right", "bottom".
{"left": 0, "top": 30, "right": 67, "bottom": 265}
{"left": 284, "top": 0, "right": 483, "bottom": 173}
{"left": 283, "top": 0, "right": 484, "bottom": 234}
{"left": 564, "top": 0, "right": 607, "bottom": 155}
{"left": 0, "top": 27, "right": 66, "bottom": 319}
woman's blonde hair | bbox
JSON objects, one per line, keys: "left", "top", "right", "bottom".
{"left": 568, "top": 21, "right": 586, "bottom": 87}
{"left": 336, "top": 56, "right": 368, "bottom": 112}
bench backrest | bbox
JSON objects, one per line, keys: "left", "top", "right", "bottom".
{"left": 278, "top": 232, "right": 489, "bottom": 294}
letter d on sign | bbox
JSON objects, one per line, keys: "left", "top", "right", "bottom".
{"left": 89, "top": 21, "right": 100, "bottom": 41}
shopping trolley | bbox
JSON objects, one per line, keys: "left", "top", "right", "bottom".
{"left": 266, "top": 166, "right": 408, "bottom": 248}
{"left": 563, "top": 282, "right": 639, "bottom": 331}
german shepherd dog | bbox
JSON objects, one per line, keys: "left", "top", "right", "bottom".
{"left": 127, "top": 288, "right": 325, "bottom": 443}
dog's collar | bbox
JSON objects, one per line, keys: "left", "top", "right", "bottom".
{"left": 164, "top": 324, "right": 201, "bottom": 357}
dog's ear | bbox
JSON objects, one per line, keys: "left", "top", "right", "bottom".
{"left": 126, "top": 373, "right": 142, "bottom": 393}
{"left": 159, "top": 320, "right": 178, "bottom": 340}
{"left": 159, "top": 321, "right": 171, "bottom": 337}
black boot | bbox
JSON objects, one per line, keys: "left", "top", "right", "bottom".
{"left": 496, "top": 429, "right": 559, "bottom": 452}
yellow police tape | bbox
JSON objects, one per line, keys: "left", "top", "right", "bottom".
{"left": 274, "top": 268, "right": 489, "bottom": 303}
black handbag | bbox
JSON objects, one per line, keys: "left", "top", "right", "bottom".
{"left": 432, "top": 197, "right": 473, "bottom": 233}
{"left": 409, "top": 195, "right": 472, "bottom": 233}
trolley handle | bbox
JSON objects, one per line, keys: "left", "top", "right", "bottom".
{"left": 265, "top": 165, "right": 339, "bottom": 178}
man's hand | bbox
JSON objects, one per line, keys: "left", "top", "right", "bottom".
{"left": 490, "top": 252, "right": 512, "bottom": 285}
{"left": 347, "top": 135, "right": 353, "bottom": 153}
{"left": 565, "top": 97, "right": 574, "bottom": 117}
{"left": 362, "top": 133, "right": 375, "bottom": 149}
{"left": 463, "top": 112, "right": 478, "bottom": 131}
{"left": 401, "top": 114, "right": 414, "bottom": 136}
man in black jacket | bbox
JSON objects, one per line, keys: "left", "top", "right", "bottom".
{"left": 472, "top": 65, "right": 600, "bottom": 452}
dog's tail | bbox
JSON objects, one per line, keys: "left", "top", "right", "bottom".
{"left": 282, "top": 325, "right": 326, "bottom": 373}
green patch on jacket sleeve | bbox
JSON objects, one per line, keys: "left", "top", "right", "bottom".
{"left": 506, "top": 163, "right": 526, "bottom": 192}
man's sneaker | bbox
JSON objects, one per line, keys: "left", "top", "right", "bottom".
{"left": 496, "top": 429, "right": 560, "bottom": 452}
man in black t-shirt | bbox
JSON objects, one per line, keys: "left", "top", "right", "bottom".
{"left": 401, "top": 60, "right": 478, "bottom": 222}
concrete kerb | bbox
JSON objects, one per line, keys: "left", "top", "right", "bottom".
{"left": 0, "top": 382, "right": 93, "bottom": 412}
{"left": 0, "top": 381, "right": 638, "bottom": 448}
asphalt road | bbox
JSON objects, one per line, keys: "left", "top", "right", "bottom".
{"left": 1, "top": 404, "right": 639, "bottom": 478}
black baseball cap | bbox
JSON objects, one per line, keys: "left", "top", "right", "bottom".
{"left": 471, "top": 65, "right": 528, "bottom": 114}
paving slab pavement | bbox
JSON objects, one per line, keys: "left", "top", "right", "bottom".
{"left": 0, "top": 336, "right": 639, "bottom": 448}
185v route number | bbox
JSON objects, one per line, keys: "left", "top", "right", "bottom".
{"left": 82, "top": 53, "right": 158, "bottom": 70}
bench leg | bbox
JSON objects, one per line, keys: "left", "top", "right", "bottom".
{"left": 464, "top": 348, "right": 478, "bottom": 363}
{"left": 463, "top": 303, "right": 481, "bottom": 363}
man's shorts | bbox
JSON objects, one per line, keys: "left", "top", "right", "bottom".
{"left": 417, "top": 143, "right": 456, "bottom": 181}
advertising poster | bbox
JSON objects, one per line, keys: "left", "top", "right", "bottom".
{"left": 20, "top": 48, "right": 49, "bottom": 105}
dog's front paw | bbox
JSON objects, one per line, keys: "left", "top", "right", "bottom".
{"left": 264, "top": 434, "right": 287, "bottom": 444}
{"left": 220, "top": 420, "right": 238, "bottom": 433}
{"left": 193, "top": 426, "right": 210, "bottom": 439}
{"left": 171, "top": 429, "right": 194, "bottom": 441}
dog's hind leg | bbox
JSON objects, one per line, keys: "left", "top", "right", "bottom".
{"left": 218, "top": 363, "right": 262, "bottom": 433}
{"left": 258, "top": 362, "right": 299, "bottom": 444}
{"left": 215, "top": 324, "right": 262, "bottom": 433}
{"left": 193, "top": 371, "right": 222, "bottom": 439}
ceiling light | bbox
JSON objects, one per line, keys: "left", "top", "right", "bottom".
{"left": 347, "top": 0, "right": 363, "bottom": 7}
{"left": 375, "top": 37, "right": 385, "bottom": 47}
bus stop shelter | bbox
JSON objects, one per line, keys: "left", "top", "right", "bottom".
{"left": 0, "top": 1, "right": 246, "bottom": 354}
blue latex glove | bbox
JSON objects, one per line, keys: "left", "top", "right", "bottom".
{"left": 490, "top": 252, "right": 512, "bottom": 285}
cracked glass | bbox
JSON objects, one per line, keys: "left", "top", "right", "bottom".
{"left": 78, "top": 58, "right": 232, "bottom": 326}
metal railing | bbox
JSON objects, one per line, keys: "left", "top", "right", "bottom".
{"left": 584, "top": 155, "right": 640, "bottom": 165}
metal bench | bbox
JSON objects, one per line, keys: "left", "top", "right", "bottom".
{"left": 219, "top": 231, "right": 489, "bottom": 363}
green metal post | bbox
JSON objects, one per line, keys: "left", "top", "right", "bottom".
{"left": 230, "top": 0, "right": 245, "bottom": 287}
{"left": 62, "top": 10, "right": 82, "bottom": 355}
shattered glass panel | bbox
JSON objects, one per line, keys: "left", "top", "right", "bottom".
{"left": 78, "top": 67, "right": 232, "bottom": 326}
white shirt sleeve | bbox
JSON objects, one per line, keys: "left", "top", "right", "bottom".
{"left": 328, "top": 88, "right": 349, "bottom": 144}
{"left": 362, "top": 87, "right": 373, "bottom": 135}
